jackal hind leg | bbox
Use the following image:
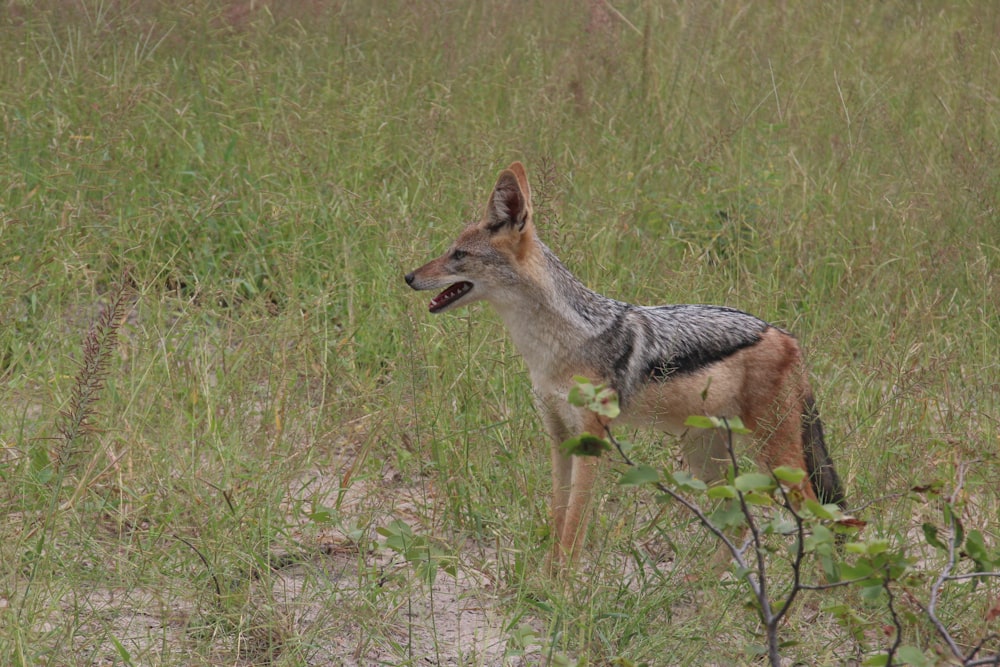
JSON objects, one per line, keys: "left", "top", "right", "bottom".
{"left": 680, "top": 426, "right": 732, "bottom": 486}
{"left": 679, "top": 427, "right": 745, "bottom": 575}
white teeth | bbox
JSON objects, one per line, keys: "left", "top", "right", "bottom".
{"left": 429, "top": 282, "right": 472, "bottom": 311}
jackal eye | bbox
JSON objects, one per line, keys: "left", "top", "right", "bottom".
{"left": 450, "top": 249, "right": 466, "bottom": 261}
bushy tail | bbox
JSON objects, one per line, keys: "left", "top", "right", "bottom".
{"left": 802, "top": 395, "right": 845, "bottom": 508}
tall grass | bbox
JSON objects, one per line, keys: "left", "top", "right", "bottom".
{"left": 1, "top": 1, "right": 998, "bottom": 664}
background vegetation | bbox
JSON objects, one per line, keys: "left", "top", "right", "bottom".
{"left": 1, "top": 1, "right": 997, "bottom": 665}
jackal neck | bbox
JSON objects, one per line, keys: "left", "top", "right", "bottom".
{"left": 490, "top": 241, "right": 625, "bottom": 374}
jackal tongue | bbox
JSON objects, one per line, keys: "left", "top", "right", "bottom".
{"left": 429, "top": 281, "right": 472, "bottom": 312}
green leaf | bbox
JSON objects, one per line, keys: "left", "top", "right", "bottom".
{"left": 840, "top": 561, "right": 875, "bottom": 580}
{"left": 561, "top": 433, "right": 611, "bottom": 457}
{"left": 618, "top": 465, "right": 661, "bottom": 487}
{"left": 436, "top": 551, "right": 457, "bottom": 578}
{"left": 804, "top": 524, "right": 835, "bottom": 553}
{"left": 820, "top": 553, "right": 840, "bottom": 582}
{"left": 567, "top": 377, "right": 620, "bottom": 418}
{"left": 860, "top": 583, "right": 884, "bottom": 601}
{"left": 710, "top": 503, "right": 747, "bottom": 529}
{"left": 720, "top": 416, "right": 750, "bottom": 433}
{"left": 734, "top": 473, "right": 776, "bottom": 493}
{"left": 742, "top": 490, "right": 774, "bottom": 506}
{"left": 804, "top": 498, "right": 837, "bottom": 520}
{"left": 707, "top": 485, "right": 738, "bottom": 500}
{"left": 593, "top": 387, "right": 621, "bottom": 418}
{"left": 765, "top": 516, "right": 797, "bottom": 535}
{"left": 376, "top": 519, "right": 413, "bottom": 539}
{"left": 671, "top": 470, "right": 708, "bottom": 492}
{"left": 306, "top": 506, "right": 336, "bottom": 524}
{"left": 844, "top": 541, "right": 867, "bottom": 555}
{"left": 772, "top": 466, "right": 807, "bottom": 485}
{"left": 866, "top": 539, "right": 891, "bottom": 556}
{"left": 821, "top": 503, "right": 845, "bottom": 519}
{"left": 965, "top": 529, "right": 989, "bottom": 562}
{"left": 965, "top": 529, "right": 995, "bottom": 575}
{"left": 684, "top": 415, "right": 718, "bottom": 430}
{"left": 922, "top": 523, "right": 945, "bottom": 550}
{"left": 862, "top": 654, "right": 889, "bottom": 666}
{"left": 896, "top": 645, "right": 930, "bottom": 666}
{"left": 567, "top": 383, "right": 593, "bottom": 408}
{"left": 682, "top": 414, "right": 751, "bottom": 433}
{"left": 378, "top": 519, "right": 419, "bottom": 554}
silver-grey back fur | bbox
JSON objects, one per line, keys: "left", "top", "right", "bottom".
{"left": 537, "top": 243, "right": 771, "bottom": 408}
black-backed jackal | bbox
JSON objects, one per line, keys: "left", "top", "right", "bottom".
{"left": 405, "top": 162, "right": 844, "bottom": 567}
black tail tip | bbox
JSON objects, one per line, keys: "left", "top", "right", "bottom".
{"left": 803, "top": 396, "right": 846, "bottom": 508}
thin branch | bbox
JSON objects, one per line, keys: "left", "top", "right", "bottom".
{"left": 606, "top": 428, "right": 754, "bottom": 579}
{"left": 770, "top": 481, "right": 805, "bottom": 628}
{"left": 842, "top": 492, "right": 906, "bottom": 515}
{"left": 965, "top": 657, "right": 1000, "bottom": 667}
{"left": 944, "top": 572, "right": 1000, "bottom": 582}
{"left": 926, "top": 463, "right": 970, "bottom": 661}
{"left": 714, "top": 417, "right": 791, "bottom": 667}
{"left": 965, "top": 634, "right": 1000, "bottom": 665}
{"left": 883, "top": 571, "right": 904, "bottom": 665}
{"left": 797, "top": 575, "right": 885, "bottom": 591}
{"left": 719, "top": 417, "right": 771, "bottom": 620}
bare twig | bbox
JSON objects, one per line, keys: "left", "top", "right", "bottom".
{"left": 966, "top": 635, "right": 1000, "bottom": 665}
{"left": 944, "top": 572, "right": 1000, "bottom": 582}
{"left": 883, "top": 572, "right": 904, "bottom": 665}
{"left": 925, "top": 463, "right": 969, "bottom": 661}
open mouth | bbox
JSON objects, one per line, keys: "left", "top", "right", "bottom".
{"left": 429, "top": 282, "right": 472, "bottom": 313}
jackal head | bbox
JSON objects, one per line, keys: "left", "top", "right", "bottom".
{"left": 405, "top": 162, "right": 537, "bottom": 313}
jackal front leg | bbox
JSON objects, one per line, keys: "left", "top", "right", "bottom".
{"left": 559, "top": 450, "right": 599, "bottom": 566}
{"left": 548, "top": 410, "right": 604, "bottom": 569}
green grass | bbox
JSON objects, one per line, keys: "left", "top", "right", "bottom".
{"left": 1, "top": 1, "right": 998, "bottom": 664}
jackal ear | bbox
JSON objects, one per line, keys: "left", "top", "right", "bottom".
{"left": 485, "top": 162, "right": 533, "bottom": 233}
